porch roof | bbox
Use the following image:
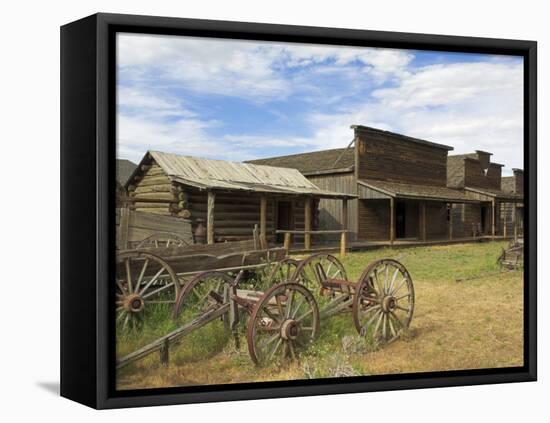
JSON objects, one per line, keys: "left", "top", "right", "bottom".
{"left": 464, "top": 187, "right": 523, "bottom": 202}
{"left": 358, "top": 179, "right": 476, "bottom": 203}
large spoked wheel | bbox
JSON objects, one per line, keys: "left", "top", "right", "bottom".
{"left": 172, "top": 271, "right": 233, "bottom": 325}
{"left": 266, "top": 258, "right": 300, "bottom": 285}
{"left": 293, "top": 253, "right": 350, "bottom": 315}
{"left": 247, "top": 283, "right": 320, "bottom": 366}
{"left": 116, "top": 251, "right": 180, "bottom": 330}
{"left": 352, "top": 259, "right": 414, "bottom": 344}
{"left": 136, "top": 232, "right": 191, "bottom": 249}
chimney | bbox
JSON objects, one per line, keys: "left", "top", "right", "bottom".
{"left": 475, "top": 150, "right": 492, "bottom": 171}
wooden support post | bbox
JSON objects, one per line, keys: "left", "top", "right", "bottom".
{"left": 421, "top": 202, "right": 427, "bottom": 242}
{"left": 283, "top": 232, "right": 292, "bottom": 255}
{"left": 341, "top": 199, "right": 348, "bottom": 257}
{"left": 260, "top": 196, "right": 267, "bottom": 249}
{"left": 117, "top": 207, "right": 130, "bottom": 250}
{"left": 304, "top": 198, "right": 312, "bottom": 251}
{"left": 491, "top": 198, "right": 496, "bottom": 240}
{"left": 513, "top": 204, "right": 518, "bottom": 243}
{"left": 449, "top": 203, "right": 453, "bottom": 240}
{"left": 160, "top": 339, "right": 169, "bottom": 367}
{"left": 207, "top": 191, "right": 215, "bottom": 244}
{"left": 503, "top": 204, "right": 507, "bottom": 238}
{"left": 389, "top": 197, "right": 395, "bottom": 245}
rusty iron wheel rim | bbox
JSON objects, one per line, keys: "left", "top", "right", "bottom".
{"left": 352, "top": 259, "right": 414, "bottom": 344}
{"left": 135, "top": 231, "right": 191, "bottom": 249}
{"left": 247, "top": 282, "right": 320, "bottom": 366}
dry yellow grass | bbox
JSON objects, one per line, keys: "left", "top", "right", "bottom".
{"left": 116, "top": 241, "right": 523, "bottom": 390}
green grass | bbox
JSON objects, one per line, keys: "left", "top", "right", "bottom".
{"left": 116, "top": 240, "right": 523, "bottom": 389}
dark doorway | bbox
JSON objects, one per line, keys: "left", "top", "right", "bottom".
{"left": 396, "top": 201, "right": 406, "bottom": 238}
{"left": 276, "top": 201, "right": 292, "bottom": 243}
{"left": 480, "top": 205, "right": 487, "bottom": 234}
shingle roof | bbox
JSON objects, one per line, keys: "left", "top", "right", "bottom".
{"left": 358, "top": 179, "right": 474, "bottom": 202}
{"left": 141, "top": 151, "right": 355, "bottom": 199}
{"left": 116, "top": 159, "right": 137, "bottom": 186}
{"left": 246, "top": 148, "right": 355, "bottom": 175}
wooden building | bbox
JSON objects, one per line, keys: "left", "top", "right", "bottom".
{"left": 125, "top": 151, "right": 354, "bottom": 245}
{"left": 500, "top": 168, "right": 524, "bottom": 237}
{"left": 250, "top": 125, "right": 475, "bottom": 243}
{"left": 116, "top": 159, "right": 137, "bottom": 207}
{"left": 447, "top": 152, "right": 523, "bottom": 238}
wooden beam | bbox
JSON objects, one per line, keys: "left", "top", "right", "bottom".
{"left": 283, "top": 232, "right": 292, "bottom": 255}
{"left": 421, "top": 202, "right": 427, "bottom": 241}
{"left": 449, "top": 203, "right": 453, "bottom": 240}
{"left": 260, "top": 196, "right": 267, "bottom": 249}
{"left": 491, "top": 198, "right": 496, "bottom": 240}
{"left": 304, "top": 198, "right": 312, "bottom": 250}
{"left": 514, "top": 204, "right": 518, "bottom": 243}
{"left": 503, "top": 204, "right": 507, "bottom": 238}
{"left": 341, "top": 199, "right": 348, "bottom": 257}
{"left": 207, "top": 191, "right": 215, "bottom": 244}
{"left": 390, "top": 197, "right": 395, "bottom": 245}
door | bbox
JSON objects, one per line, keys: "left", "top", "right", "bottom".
{"left": 396, "top": 201, "right": 406, "bottom": 239}
{"left": 276, "top": 201, "right": 292, "bottom": 243}
{"left": 480, "top": 205, "right": 487, "bottom": 234}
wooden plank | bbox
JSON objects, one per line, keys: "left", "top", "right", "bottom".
{"left": 207, "top": 191, "right": 215, "bottom": 244}
{"left": 117, "top": 207, "right": 130, "bottom": 249}
{"left": 260, "top": 196, "right": 267, "bottom": 249}
{"left": 283, "top": 232, "right": 292, "bottom": 255}
{"left": 304, "top": 198, "right": 312, "bottom": 250}
{"left": 491, "top": 198, "right": 496, "bottom": 240}
{"left": 390, "top": 197, "right": 395, "bottom": 245}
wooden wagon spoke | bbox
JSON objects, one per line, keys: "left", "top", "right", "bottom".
{"left": 125, "top": 259, "right": 133, "bottom": 294}
{"left": 372, "top": 311, "right": 384, "bottom": 338}
{"left": 387, "top": 268, "right": 400, "bottom": 295}
{"left": 142, "top": 281, "right": 175, "bottom": 300}
{"left": 284, "top": 289, "right": 295, "bottom": 319}
{"left": 394, "top": 293, "right": 411, "bottom": 301}
{"left": 288, "top": 340, "right": 297, "bottom": 360}
{"left": 389, "top": 311, "right": 405, "bottom": 328}
{"left": 394, "top": 305, "right": 411, "bottom": 313}
{"left": 135, "top": 258, "right": 149, "bottom": 290}
{"left": 387, "top": 314, "right": 397, "bottom": 337}
{"left": 390, "top": 278, "right": 408, "bottom": 296}
{"left": 115, "top": 280, "right": 128, "bottom": 296}
{"left": 290, "top": 295, "right": 307, "bottom": 319}
{"left": 268, "top": 338, "right": 283, "bottom": 361}
{"left": 138, "top": 266, "right": 167, "bottom": 296}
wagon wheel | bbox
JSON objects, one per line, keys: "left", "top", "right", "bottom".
{"left": 172, "top": 271, "right": 233, "bottom": 326}
{"left": 266, "top": 258, "right": 300, "bottom": 285}
{"left": 136, "top": 232, "right": 191, "bottom": 249}
{"left": 352, "top": 259, "right": 414, "bottom": 344}
{"left": 116, "top": 251, "right": 180, "bottom": 330}
{"left": 247, "top": 282, "right": 320, "bottom": 365}
{"left": 292, "top": 253, "right": 349, "bottom": 314}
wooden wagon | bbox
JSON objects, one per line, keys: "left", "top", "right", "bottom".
{"left": 116, "top": 253, "right": 415, "bottom": 369}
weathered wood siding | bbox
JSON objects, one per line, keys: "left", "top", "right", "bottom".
{"left": 307, "top": 172, "right": 358, "bottom": 241}
{"left": 358, "top": 199, "right": 390, "bottom": 241}
{"left": 355, "top": 131, "right": 449, "bottom": 186}
{"left": 464, "top": 160, "right": 501, "bottom": 190}
{"left": 129, "top": 160, "right": 175, "bottom": 215}
{"left": 451, "top": 203, "right": 495, "bottom": 237}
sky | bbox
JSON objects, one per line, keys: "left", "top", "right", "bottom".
{"left": 116, "top": 33, "right": 524, "bottom": 175}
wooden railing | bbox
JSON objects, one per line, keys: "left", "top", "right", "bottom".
{"left": 275, "top": 229, "right": 349, "bottom": 256}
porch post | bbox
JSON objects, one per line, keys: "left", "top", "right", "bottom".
{"left": 260, "top": 195, "right": 267, "bottom": 249}
{"left": 513, "top": 203, "right": 518, "bottom": 243}
{"left": 207, "top": 190, "right": 215, "bottom": 244}
{"left": 389, "top": 197, "right": 395, "bottom": 245}
{"left": 503, "top": 203, "right": 508, "bottom": 238}
{"left": 449, "top": 203, "right": 453, "bottom": 240}
{"left": 341, "top": 198, "right": 348, "bottom": 257}
{"left": 304, "top": 197, "right": 312, "bottom": 250}
{"left": 491, "top": 198, "right": 496, "bottom": 240}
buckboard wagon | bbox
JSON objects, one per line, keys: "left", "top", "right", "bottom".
{"left": 497, "top": 237, "right": 524, "bottom": 270}
{"left": 116, "top": 252, "right": 415, "bottom": 369}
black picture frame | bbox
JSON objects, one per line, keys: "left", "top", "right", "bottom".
{"left": 60, "top": 12, "right": 537, "bottom": 409}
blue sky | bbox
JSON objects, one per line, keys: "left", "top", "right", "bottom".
{"left": 116, "top": 34, "right": 523, "bottom": 175}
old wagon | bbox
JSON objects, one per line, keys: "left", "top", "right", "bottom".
{"left": 116, "top": 253, "right": 415, "bottom": 368}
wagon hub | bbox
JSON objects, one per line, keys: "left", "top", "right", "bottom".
{"left": 124, "top": 293, "right": 145, "bottom": 313}
{"left": 382, "top": 296, "right": 396, "bottom": 313}
{"left": 280, "top": 319, "right": 299, "bottom": 340}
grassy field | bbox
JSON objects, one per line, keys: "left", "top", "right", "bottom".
{"left": 116, "top": 240, "right": 523, "bottom": 389}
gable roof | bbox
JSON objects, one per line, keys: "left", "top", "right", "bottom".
{"left": 246, "top": 148, "right": 355, "bottom": 175}
{"left": 116, "top": 159, "right": 137, "bottom": 186}
{"left": 352, "top": 125, "right": 454, "bottom": 151}
{"left": 135, "top": 151, "right": 355, "bottom": 199}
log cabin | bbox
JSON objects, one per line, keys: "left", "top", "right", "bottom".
{"left": 249, "top": 125, "right": 477, "bottom": 243}
{"left": 116, "top": 159, "right": 137, "bottom": 207}
{"left": 447, "top": 152, "right": 523, "bottom": 238}
{"left": 125, "top": 151, "right": 355, "bottom": 245}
